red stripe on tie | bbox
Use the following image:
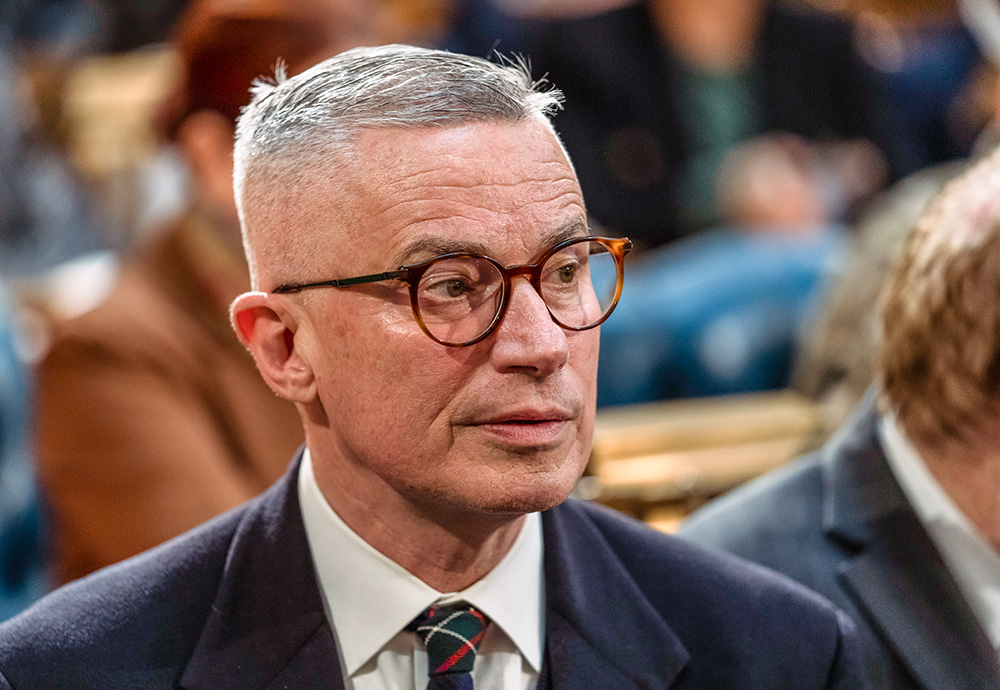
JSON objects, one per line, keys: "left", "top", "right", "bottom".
{"left": 435, "top": 626, "right": 488, "bottom": 674}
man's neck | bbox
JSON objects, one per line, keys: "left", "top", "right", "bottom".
{"left": 311, "top": 451, "right": 526, "bottom": 592}
{"left": 919, "top": 438, "right": 1000, "bottom": 552}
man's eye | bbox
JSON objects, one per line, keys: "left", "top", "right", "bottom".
{"left": 444, "top": 279, "right": 469, "bottom": 297}
{"left": 545, "top": 261, "right": 579, "bottom": 285}
{"left": 556, "top": 264, "right": 577, "bottom": 283}
{"left": 425, "top": 277, "right": 474, "bottom": 298}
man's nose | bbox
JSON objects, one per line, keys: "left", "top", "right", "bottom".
{"left": 488, "top": 276, "right": 569, "bottom": 377}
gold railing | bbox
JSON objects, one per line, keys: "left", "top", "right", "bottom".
{"left": 581, "top": 390, "right": 825, "bottom": 532}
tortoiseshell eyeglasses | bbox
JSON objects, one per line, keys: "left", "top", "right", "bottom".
{"left": 272, "top": 235, "right": 632, "bottom": 347}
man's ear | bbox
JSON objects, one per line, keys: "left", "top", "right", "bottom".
{"left": 231, "top": 291, "right": 317, "bottom": 404}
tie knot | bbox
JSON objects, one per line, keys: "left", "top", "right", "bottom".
{"left": 408, "top": 603, "right": 490, "bottom": 676}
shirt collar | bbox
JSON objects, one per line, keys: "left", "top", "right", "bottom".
{"left": 297, "top": 448, "right": 544, "bottom": 676}
{"left": 879, "top": 413, "right": 1000, "bottom": 649}
{"left": 878, "top": 412, "right": 963, "bottom": 527}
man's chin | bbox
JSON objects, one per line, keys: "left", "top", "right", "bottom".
{"left": 469, "top": 474, "right": 580, "bottom": 517}
{"left": 408, "top": 448, "right": 588, "bottom": 520}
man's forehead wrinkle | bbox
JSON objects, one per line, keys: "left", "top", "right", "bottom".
{"left": 370, "top": 173, "right": 583, "bottom": 210}
{"left": 376, "top": 158, "right": 579, "bottom": 186}
{"left": 360, "top": 127, "right": 576, "bottom": 179}
{"left": 374, "top": 189, "right": 583, "bottom": 221}
{"left": 361, "top": 172, "right": 583, "bottom": 227}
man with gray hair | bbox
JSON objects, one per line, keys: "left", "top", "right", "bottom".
{"left": 0, "top": 45, "right": 863, "bottom": 689}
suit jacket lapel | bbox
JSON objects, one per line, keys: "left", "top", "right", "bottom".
{"left": 179, "top": 450, "right": 344, "bottom": 690}
{"left": 824, "top": 395, "right": 1000, "bottom": 690}
{"left": 176, "top": 453, "right": 690, "bottom": 689}
{"left": 540, "top": 503, "right": 689, "bottom": 690}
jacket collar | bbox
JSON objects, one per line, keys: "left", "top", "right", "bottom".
{"left": 179, "top": 449, "right": 345, "bottom": 690}
{"left": 821, "top": 390, "right": 912, "bottom": 546}
{"left": 178, "top": 452, "right": 688, "bottom": 689}
{"left": 822, "top": 390, "right": 1000, "bottom": 689}
{"left": 540, "top": 502, "right": 689, "bottom": 689}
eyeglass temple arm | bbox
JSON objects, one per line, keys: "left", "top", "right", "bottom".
{"left": 271, "top": 237, "right": 632, "bottom": 294}
{"left": 272, "top": 270, "right": 409, "bottom": 294}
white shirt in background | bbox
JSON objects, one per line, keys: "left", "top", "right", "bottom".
{"left": 879, "top": 413, "right": 1000, "bottom": 655}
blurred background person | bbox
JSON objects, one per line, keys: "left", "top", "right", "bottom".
{"left": 523, "top": 0, "right": 922, "bottom": 249}
{"left": 31, "top": 0, "right": 395, "bottom": 585}
{"left": 848, "top": 0, "right": 992, "bottom": 166}
{"left": 0, "top": 0, "right": 109, "bottom": 277}
{"left": 596, "top": 133, "right": 851, "bottom": 403}
{"left": 681, "top": 145, "right": 1000, "bottom": 690}
{"left": 514, "top": 0, "right": 942, "bottom": 407}
{"left": 0, "top": 0, "right": 117, "bottom": 618}
{"left": 794, "top": 0, "right": 1000, "bottom": 428}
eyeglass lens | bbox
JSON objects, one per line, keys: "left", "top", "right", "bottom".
{"left": 414, "top": 239, "right": 620, "bottom": 345}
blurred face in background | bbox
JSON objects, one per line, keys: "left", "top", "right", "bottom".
{"left": 168, "top": 0, "right": 448, "bottom": 248}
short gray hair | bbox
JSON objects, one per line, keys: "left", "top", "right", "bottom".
{"left": 233, "top": 44, "right": 564, "bottom": 286}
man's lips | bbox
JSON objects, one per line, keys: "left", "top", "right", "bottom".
{"left": 463, "top": 409, "right": 575, "bottom": 446}
{"left": 473, "top": 408, "right": 573, "bottom": 425}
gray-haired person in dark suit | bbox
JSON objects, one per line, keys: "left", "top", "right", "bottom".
{"left": 0, "top": 44, "right": 866, "bottom": 689}
{"left": 681, "top": 146, "right": 1000, "bottom": 689}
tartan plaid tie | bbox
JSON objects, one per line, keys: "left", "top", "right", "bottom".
{"left": 408, "top": 603, "right": 490, "bottom": 690}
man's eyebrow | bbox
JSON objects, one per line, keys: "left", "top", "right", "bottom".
{"left": 397, "top": 237, "right": 491, "bottom": 264}
{"left": 396, "top": 219, "right": 591, "bottom": 266}
{"left": 542, "top": 219, "right": 590, "bottom": 247}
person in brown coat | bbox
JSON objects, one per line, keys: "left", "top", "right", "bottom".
{"left": 34, "top": 0, "right": 383, "bottom": 584}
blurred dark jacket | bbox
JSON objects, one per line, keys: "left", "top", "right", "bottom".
{"left": 681, "top": 393, "right": 1000, "bottom": 690}
{"left": 525, "top": 1, "right": 924, "bottom": 249}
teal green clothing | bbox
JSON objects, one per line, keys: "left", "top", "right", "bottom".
{"left": 673, "top": 61, "right": 764, "bottom": 228}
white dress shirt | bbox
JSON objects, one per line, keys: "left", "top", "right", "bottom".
{"left": 879, "top": 413, "right": 1000, "bottom": 654}
{"left": 298, "top": 449, "right": 543, "bottom": 690}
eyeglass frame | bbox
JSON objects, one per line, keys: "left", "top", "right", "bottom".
{"left": 271, "top": 235, "right": 633, "bottom": 347}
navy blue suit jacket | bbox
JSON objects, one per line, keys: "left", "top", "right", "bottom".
{"left": 0, "top": 453, "right": 864, "bottom": 688}
{"left": 681, "top": 393, "right": 1000, "bottom": 689}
